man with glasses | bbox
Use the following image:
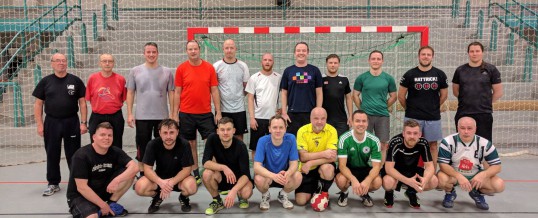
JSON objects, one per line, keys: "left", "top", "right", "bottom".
{"left": 85, "top": 54, "right": 127, "bottom": 149}
{"left": 33, "top": 53, "right": 88, "bottom": 196}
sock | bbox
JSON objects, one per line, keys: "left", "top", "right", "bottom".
{"left": 193, "top": 169, "right": 200, "bottom": 177}
{"left": 180, "top": 194, "right": 188, "bottom": 201}
{"left": 139, "top": 171, "right": 144, "bottom": 177}
{"left": 213, "top": 194, "right": 222, "bottom": 202}
{"left": 385, "top": 190, "right": 394, "bottom": 195}
{"left": 319, "top": 178, "right": 333, "bottom": 192}
{"left": 108, "top": 200, "right": 117, "bottom": 204}
{"left": 446, "top": 187, "right": 454, "bottom": 194}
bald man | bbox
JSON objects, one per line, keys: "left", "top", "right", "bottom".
{"left": 33, "top": 53, "right": 87, "bottom": 196}
{"left": 86, "top": 54, "right": 127, "bottom": 149}
{"left": 213, "top": 39, "right": 250, "bottom": 141}
{"left": 294, "top": 107, "right": 338, "bottom": 207}
{"left": 437, "top": 117, "right": 505, "bottom": 210}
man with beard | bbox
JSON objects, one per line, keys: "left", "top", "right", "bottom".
{"left": 398, "top": 46, "right": 448, "bottom": 169}
{"left": 322, "top": 54, "right": 353, "bottom": 137}
{"left": 246, "top": 53, "right": 282, "bottom": 158}
{"left": 382, "top": 119, "right": 438, "bottom": 209}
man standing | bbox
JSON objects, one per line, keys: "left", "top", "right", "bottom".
{"left": 281, "top": 42, "right": 323, "bottom": 135}
{"left": 453, "top": 41, "right": 503, "bottom": 141}
{"left": 134, "top": 119, "right": 197, "bottom": 213}
{"left": 86, "top": 53, "right": 127, "bottom": 149}
{"left": 398, "top": 46, "right": 448, "bottom": 167}
{"left": 173, "top": 40, "right": 221, "bottom": 185}
{"left": 353, "top": 50, "right": 397, "bottom": 155}
{"left": 202, "top": 117, "right": 253, "bottom": 215}
{"left": 254, "top": 115, "right": 303, "bottom": 210}
{"left": 127, "top": 42, "right": 175, "bottom": 176}
{"left": 67, "top": 122, "right": 138, "bottom": 217}
{"left": 295, "top": 107, "right": 338, "bottom": 207}
{"left": 213, "top": 39, "right": 250, "bottom": 141}
{"left": 335, "top": 110, "right": 382, "bottom": 208}
{"left": 438, "top": 117, "right": 505, "bottom": 210}
{"left": 322, "top": 54, "right": 353, "bottom": 137}
{"left": 33, "top": 53, "right": 87, "bottom": 196}
{"left": 382, "top": 120, "right": 438, "bottom": 209}
{"left": 245, "top": 53, "right": 282, "bottom": 158}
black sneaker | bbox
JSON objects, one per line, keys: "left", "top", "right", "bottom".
{"left": 384, "top": 191, "right": 394, "bottom": 208}
{"left": 405, "top": 190, "right": 420, "bottom": 209}
{"left": 179, "top": 195, "right": 192, "bottom": 212}
{"left": 337, "top": 191, "right": 348, "bottom": 207}
{"left": 360, "top": 193, "right": 374, "bottom": 207}
{"left": 148, "top": 195, "right": 163, "bottom": 213}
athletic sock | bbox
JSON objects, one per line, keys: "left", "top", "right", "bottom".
{"left": 180, "top": 194, "right": 188, "bottom": 201}
{"left": 213, "top": 194, "right": 222, "bottom": 202}
{"left": 320, "top": 178, "right": 333, "bottom": 192}
{"left": 139, "top": 171, "right": 144, "bottom": 177}
{"left": 193, "top": 169, "right": 200, "bottom": 177}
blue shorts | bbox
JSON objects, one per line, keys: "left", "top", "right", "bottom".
{"left": 404, "top": 117, "right": 443, "bottom": 142}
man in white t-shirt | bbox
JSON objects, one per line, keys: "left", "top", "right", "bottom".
{"left": 214, "top": 39, "right": 250, "bottom": 141}
{"left": 245, "top": 53, "right": 282, "bottom": 158}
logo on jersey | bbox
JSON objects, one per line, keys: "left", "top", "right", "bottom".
{"left": 292, "top": 72, "right": 312, "bottom": 84}
{"left": 362, "top": 146, "right": 370, "bottom": 154}
{"left": 458, "top": 158, "right": 473, "bottom": 171}
{"left": 67, "top": 84, "right": 75, "bottom": 95}
{"left": 414, "top": 82, "right": 439, "bottom": 91}
{"left": 97, "top": 87, "right": 115, "bottom": 101}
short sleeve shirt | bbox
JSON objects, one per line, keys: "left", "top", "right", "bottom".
{"left": 142, "top": 136, "right": 194, "bottom": 179}
{"left": 386, "top": 133, "right": 432, "bottom": 174}
{"left": 400, "top": 67, "right": 448, "bottom": 120}
{"left": 254, "top": 133, "right": 299, "bottom": 173}
{"left": 202, "top": 133, "right": 251, "bottom": 180}
{"left": 452, "top": 63, "right": 502, "bottom": 115}
{"left": 280, "top": 64, "right": 323, "bottom": 113}
{"left": 337, "top": 130, "right": 382, "bottom": 168}
{"left": 32, "top": 73, "right": 85, "bottom": 118}
{"left": 245, "top": 71, "right": 282, "bottom": 119}
{"left": 322, "top": 74, "right": 351, "bottom": 124}
{"left": 214, "top": 59, "right": 250, "bottom": 113}
{"left": 353, "top": 71, "right": 397, "bottom": 117}
{"left": 85, "top": 72, "right": 127, "bottom": 114}
{"left": 175, "top": 60, "right": 219, "bottom": 114}
{"left": 296, "top": 123, "right": 338, "bottom": 170}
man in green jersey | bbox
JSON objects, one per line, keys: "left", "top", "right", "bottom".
{"left": 335, "top": 110, "right": 382, "bottom": 207}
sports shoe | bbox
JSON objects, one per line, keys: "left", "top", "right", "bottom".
{"left": 337, "top": 191, "right": 348, "bottom": 207}
{"left": 405, "top": 190, "right": 421, "bottom": 208}
{"left": 361, "top": 193, "right": 374, "bottom": 207}
{"left": 260, "top": 192, "right": 270, "bottom": 210}
{"left": 239, "top": 198, "right": 249, "bottom": 209}
{"left": 277, "top": 190, "right": 294, "bottom": 209}
{"left": 205, "top": 199, "right": 224, "bottom": 215}
{"left": 42, "top": 185, "right": 60, "bottom": 196}
{"left": 148, "top": 195, "right": 163, "bottom": 213}
{"left": 442, "top": 189, "right": 457, "bottom": 208}
{"left": 179, "top": 195, "right": 192, "bottom": 212}
{"left": 219, "top": 190, "right": 229, "bottom": 195}
{"left": 469, "top": 190, "right": 489, "bottom": 210}
{"left": 109, "top": 202, "right": 128, "bottom": 216}
{"left": 384, "top": 191, "right": 394, "bottom": 208}
{"left": 195, "top": 175, "right": 202, "bottom": 186}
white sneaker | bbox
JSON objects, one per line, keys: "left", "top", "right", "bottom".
{"left": 260, "top": 192, "right": 270, "bottom": 210}
{"left": 277, "top": 190, "right": 294, "bottom": 209}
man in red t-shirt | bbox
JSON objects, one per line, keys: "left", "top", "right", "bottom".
{"left": 173, "top": 40, "right": 221, "bottom": 185}
{"left": 85, "top": 54, "right": 127, "bottom": 148}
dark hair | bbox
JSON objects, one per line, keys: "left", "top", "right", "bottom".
{"left": 158, "top": 119, "right": 179, "bottom": 131}
{"left": 326, "top": 54, "right": 340, "bottom": 63}
{"left": 186, "top": 40, "right": 201, "bottom": 50}
{"left": 269, "top": 114, "right": 287, "bottom": 128}
{"left": 96, "top": 122, "right": 113, "bottom": 131}
{"left": 217, "top": 117, "right": 234, "bottom": 127}
{"left": 369, "top": 50, "right": 383, "bottom": 60}
{"left": 144, "top": 42, "right": 159, "bottom": 52}
{"left": 467, "top": 41, "right": 484, "bottom": 53}
{"left": 403, "top": 119, "right": 420, "bottom": 128}
{"left": 295, "top": 41, "right": 309, "bottom": 52}
{"left": 351, "top": 110, "right": 368, "bottom": 121}
{"left": 418, "top": 45, "right": 434, "bottom": 56}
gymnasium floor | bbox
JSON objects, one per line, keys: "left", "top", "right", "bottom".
{"left": 1, "top": 154, "right": 537, "bottom": 218}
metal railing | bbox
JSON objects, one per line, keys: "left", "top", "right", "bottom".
{"left": 488, "top": 0, "right": 538, "bottom": 48}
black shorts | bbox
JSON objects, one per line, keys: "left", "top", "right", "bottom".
{"left": 381, "top": 167, "right": 424, "bottom": 191}
{"left": 287, "top": 112, "right": 310, "bottom": 136}
{"left": 179, "top": 112, "right": 215, "bottom": 140}
{"left": 68, "top": 196, "right": 100, "bottom": 218}
{"left": 249, "top": 118, "right": 270, "bottom": 151}
{"left": 336, "top": 166, "right": 372, "bottom": 182}
{"left": 217, "top": 172, "right": 253, "bottom": 191}
{"left": 135, "top": 120, "right": 160, "bottom": 161}
{"left": 155, "top": 183, "right": 182, "bottom": 193}
{"left": 222, "top": 111, "right": 248, "bottom": 135}
{"left": 328, "top": 120, "right": 349, "bottom": 137}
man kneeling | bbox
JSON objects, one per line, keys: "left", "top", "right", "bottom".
{"left": 254, "top": 115, "right": 303, "bottom": 210}
{"left": 134, "top": 119, "right": 197, "bottom": 213}
{"left": 202, "top": 117, "right": 253, "bottom": 215}
{"left": 67, "top": 122, "right": 138, "bottom": 217}
{"left": 382, "top": 119, "right": 438, "bottom": 208}
{"left": 437, "top": 117, "right": 504, "bottom": 210}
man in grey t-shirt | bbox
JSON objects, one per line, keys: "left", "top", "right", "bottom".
{"left": 126, "top": 42, "right": 175, "bottom": 176}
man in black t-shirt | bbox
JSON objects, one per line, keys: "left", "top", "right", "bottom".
{"left": 382, "top": 120, "right": 438, "bottom": 209}
{"left": 33, "top": 53, "right": 88, "bottom": 196}
{"left": 398, "top": 46, "right": 448, "bottom": 169}
{"left": 67, "top": 122, "right": 138, "bottom": 217}
{"left": 134, "top": 119, "right": 197, "bottom": 213}
{"left": 322, "top": 54, "right": 352, "bottom": 136}
{"left": 453, "top": 42, "right": 503, "bottom": 142}
{"left": 202, "top": 117, "right": 253, "bottom": 215}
